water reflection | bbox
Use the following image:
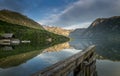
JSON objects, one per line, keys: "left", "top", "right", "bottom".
{"left": 1, "top": 46, "right": 14, "bottom": 51}
{"left": 0, "top": 42, "right": 72, "bottom": 69}
{"left": 0, "top": 42, "right": 82, "bottom": 76}
{"left": 69, "top": 39, "right": 120, "bottom": 76}
{"left": 0, "top": 44, "right": 43, "bottom": 59}
{"left": 96, "top": 60, "right": 120, "bottom": 76}
{"left": 0, "top": 37, "right": 119, "bottom": 76}
{"left": 0, "top": 50, "right": 42, "bottom": 68}
{"left": 70, "top": 39, "right": 120, "bottom": 61}
{"left": 43, "top": 42, "right": 72, "bottom": 52}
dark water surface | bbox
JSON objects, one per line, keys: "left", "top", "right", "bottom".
{"left": 70, "top": 39, "right": 120, "bottom": 76}
{"left": 0, "top": 38, "right": 120, "bottom": 76}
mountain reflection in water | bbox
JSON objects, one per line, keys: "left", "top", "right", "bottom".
{"left": 0, "top": 38, "right": 120, "bottom": 76}
{"left": 0, "top": 42, "right": 82, "bottom": 76}
{"left": 69, "top": 39, "right": 120, "bottom": 76}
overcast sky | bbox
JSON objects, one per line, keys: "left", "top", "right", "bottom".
{"left": 0, "top": 0, "right": 120, "bottom": 29}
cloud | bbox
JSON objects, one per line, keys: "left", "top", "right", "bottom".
{"left": 63, "top": 22, "right": 91, "bottom": 29}
{"left": 39, "top": 0, "right": 120, "bottom": 29}
{"left": 0, "top": 0, "right": 120, "bottom": 29}
{"left": 0, "top": 0, "right": 74, "bottom": 21}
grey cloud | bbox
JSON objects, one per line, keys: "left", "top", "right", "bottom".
{"left": 41, "top": 0, "right": 120, "bottom": 27}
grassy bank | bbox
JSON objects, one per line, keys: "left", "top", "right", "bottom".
{"left": 0, "top": 20, "right": 69, "bottom": 58}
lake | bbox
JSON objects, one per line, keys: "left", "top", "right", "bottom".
{"left": 70, "top": 39, "right": 120, "bottom": 76}
{"left": 0, "top": 38, "right": 120, "bottom": 76}
{"left": 0, "top": 42, "right": 82, "bottom": 76}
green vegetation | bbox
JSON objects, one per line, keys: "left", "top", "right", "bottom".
{"left": 0, "top": 20, "right": 69, "bottom": 43}
{"left": 0, "top": 9, "right": 69, "bottom": 60}
{"left": 0, "top": 9, "right": 43, "bottom": 29}
{"left": 0, "top": 20, "right": 69, "bottom": 58}
{"left": 0, "top": 42, "right": 70, "bottom": 68}
{"left": 0, "top": 50, "right": 42, "bottom": 68}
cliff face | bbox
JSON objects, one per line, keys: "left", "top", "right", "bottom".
{"left": 44, "top": 26, "right": 72, "bottom": 37}
{"left": 85, "top": 16, "right": 120, "bottom": 39}
{"left": 71, "top": 16, "right": 120, "bottom": 39}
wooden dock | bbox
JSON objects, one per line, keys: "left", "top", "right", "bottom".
{"left": 33, "top": 45, "right": 96, "bottom": 76}
{"left": 0, "top": 39, "right": 20, "bottom": 45}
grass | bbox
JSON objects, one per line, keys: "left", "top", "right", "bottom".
{"left": 0, "top": 20, "right": 70, "bottom": 59}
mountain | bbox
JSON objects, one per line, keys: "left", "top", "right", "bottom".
{"left": 0, "top": 20, "right": 69, "bottom": 45}
{"left": 0, "top": 10, "right": 70, "bottom": 52}
{"left": 44, "top": 26, "right": 72, "bottom": 37}
{"left": 0, "top": 9, "right": 43, "bottom": 29}
{"left": 69, "top": 28, "right": 86, "bottom": 39}
{"left": 71, "top": 16, "right": 120, "bottom": 39}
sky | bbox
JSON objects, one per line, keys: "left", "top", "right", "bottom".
{"left": 0, "top": 0, "right": 120, "bottom": 29}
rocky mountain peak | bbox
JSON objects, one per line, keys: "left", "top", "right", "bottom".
{"left": 91, "top": 18, "right": 106, "bottom": 27}
{"left": 44, "top": 26, "right": 72, "bottom": 37}
{"left": 70, "top": 16, "right": 120, "bottom": 39}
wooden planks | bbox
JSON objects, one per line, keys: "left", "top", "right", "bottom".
{"left": 33, "top": 45, "right": 96, "bottom": 76}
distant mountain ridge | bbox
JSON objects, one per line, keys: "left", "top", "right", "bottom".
{"left": 69, "top": 28, "right": 86, "bottom": 38}
{"left": 70, "top": 16, "right": 120, "bottom": 39}
{"left": 0, "top": 10, "right": 69, "bottom": 50}
{"left": 0, "top": 9, "right": 43, "bottom": 29}
{"left": 44, "top": 26, "right": 72, "bottom": 37}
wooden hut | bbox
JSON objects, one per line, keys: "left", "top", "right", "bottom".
{"left": 0, "top": 33, "right": 20, "bottom": 45}
{"left": 1, "top": 33, "right": 15, "bottom": 39}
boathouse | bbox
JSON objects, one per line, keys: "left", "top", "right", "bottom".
{"left": 1, "top": 33, "right": 15, "bottom": 39}
{"left": 0, "top": 33, "right": 20, "bottom": 45}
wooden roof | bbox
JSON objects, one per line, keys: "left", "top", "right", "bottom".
{"left": 1, "top": 33, "right": 14, "bottom": 38}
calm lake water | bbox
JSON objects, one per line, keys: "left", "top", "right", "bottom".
{"left": 70, "top": 39, "right": 120, "bottom": 76}
{"left": 0, "top": 38, "right": 120, "bottom": 76}
{"left": 0, "top": 42, "right": 82, "bottom": 76}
